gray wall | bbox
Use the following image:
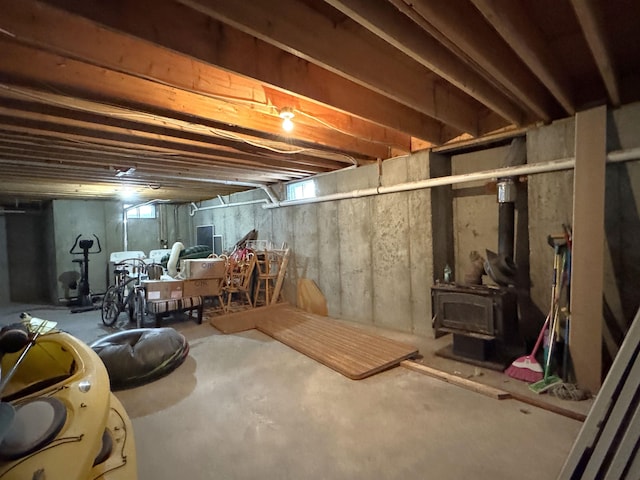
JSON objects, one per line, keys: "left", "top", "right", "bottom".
{"left": 451, "top": 145, "right": 510, "bottom": 282}
{"left": 192, "top": 151, "right": 435, "bottom": 335}
{"left": 0, "top": 216, "right": 9, "bottom": 305}
{"left": 193, "top": 102, "right": 640, "bottom": 344}
{"left": 527, "top": 105, "right": 640, "bottom": 358}
{"left": 6, "top": 212, "right": 48, "bottom": 303}
{"left": 2, "top": 102, "right": 638, "bottom": 344}
{"left": 52, "top": 199, "right": 120, "bottom": 302}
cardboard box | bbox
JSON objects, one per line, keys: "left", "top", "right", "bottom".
{"left": 183, "top": 278, "right": 224, "bottom": 297}
{"left": 181, "top": 259, "right": 226, "bottom": 279}
{"left": 142, "top": 279, "right": 184, "bottom": 301}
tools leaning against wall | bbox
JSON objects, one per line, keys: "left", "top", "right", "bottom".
{"left": 506, "top": 226, "right": 587, "bottom": 399}
{"left": 528, "top": 234, "right": 568, "bottom": 393}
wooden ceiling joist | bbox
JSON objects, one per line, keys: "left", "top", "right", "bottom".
{"left": 176, "top": 0, "right": 483, "bottom": 135}
{"left": 405, "top": 0, "right": 562, "bottom": 122}
{"left": 39, "top": 0, "right": 452, "bottom": 144}
{"left": 0, "top": 0, "right": 635, "bottom": 205}
{"left": 323, "top": 0, "right": 526, "bottom": 126}
{"left": 470, "top": 0, "right": 576, "bottom": 116}
{"left": 570, "top": 0, "right": 621, "bottom": 107}
{"left": 0, "top": 38, "right": 389, "bottom": 162}
{"left": 0, "top": 0, "right": 413, "bottom": 155}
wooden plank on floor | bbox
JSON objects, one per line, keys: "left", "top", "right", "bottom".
{"left": 255, "top": 304, "right": 419, "bottom": 379}
{"left": 401, "top": 360, "right": 511, "bottom": 400}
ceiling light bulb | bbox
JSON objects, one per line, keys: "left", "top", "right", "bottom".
{"left": 282, "top": 117, "right": 294, "bottom": 132}
{"left": 119, "top": 186, "right": 137, "bottom": 201}
{"left": 279, "top": 107, "right": 295, "bottom": 132}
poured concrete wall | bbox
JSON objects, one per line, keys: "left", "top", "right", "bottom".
{"left": 527, "top": 103, "right": 640, "bottom": 358}
{"left": 193, "top": 102, "right": 640, "bottom": 342}
{"left": 0, "top": 216, "right": 9, "bottom": 305}
{"left": 451, "top": 146, "right": 510, "bottom": 283}
{"left": 192, "top": 150, "right": 435, "bottom": 335}
{"left": 52, "top": 199, "right": 121, "bottom": 302}
{"left": 5, "top": 211, "right": 48, "bottom": 304}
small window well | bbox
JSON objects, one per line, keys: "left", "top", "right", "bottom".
{"left": 125, "top": 204, "right": 156, "bottom": 219}
{"left": 287, "top": 179, "right": 316, "bottom": 200}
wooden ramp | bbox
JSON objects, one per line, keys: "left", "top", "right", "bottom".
{"left": 207, "top": 304, "right": 272, "bottom": 334}
{"left": 254, "top": 304, "right": 418, "bottom": 380}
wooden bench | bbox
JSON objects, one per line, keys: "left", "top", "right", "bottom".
{"left": 146, "top": 295, "right": 203, "bottom": 327}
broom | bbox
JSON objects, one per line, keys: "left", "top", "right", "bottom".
{"left": 528, "top": 248, "right": 567, "bottom": 394}
{"left": 528, "top": 305, "right": 563, "bottom": 394}
{"left": 504, "top": 313, "right": 548, "bottom": 382}
{"left": 505, "top": 239, "right": 562, "bottom": 382}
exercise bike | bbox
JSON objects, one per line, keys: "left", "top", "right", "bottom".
{"left": 69, "top": 234, "right": 102, "bottom": 313}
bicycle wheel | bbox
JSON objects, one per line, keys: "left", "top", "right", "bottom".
{"left": 101, "top": 285, "right": 121, "bottom": 327}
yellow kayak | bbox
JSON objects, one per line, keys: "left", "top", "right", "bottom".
{"left": 0, "top": 319, "right": 137, "bottom": 480}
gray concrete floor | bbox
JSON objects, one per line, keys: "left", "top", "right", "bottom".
{"left": 1, "top": 303, "right": 588, "bottom": 480}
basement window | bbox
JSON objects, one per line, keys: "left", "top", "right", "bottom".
{"left": 287, "top": 179, "right": 316, "bottom": 200}
{"left": 125, "top": 204, "right": 156, "bottom": 219}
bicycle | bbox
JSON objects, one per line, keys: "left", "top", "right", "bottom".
{"left": 101, "top": 258, "right": 149, "bottom": 328}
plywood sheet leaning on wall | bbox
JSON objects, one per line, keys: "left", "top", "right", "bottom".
{"left": 297, "top": 278, "right": 328, "bottom": 316}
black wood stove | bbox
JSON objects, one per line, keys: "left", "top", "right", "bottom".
{"left": 432, "top": 155, "right": 526, "bottom": 369}
{"left": 432, "top": 282, "right": 522, "bottom": 369}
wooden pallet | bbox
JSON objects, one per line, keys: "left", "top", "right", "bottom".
{"left": 255, "top": 304, "right": 418, "bottom": 380}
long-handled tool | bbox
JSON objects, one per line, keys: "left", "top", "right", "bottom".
{"left": 529, "top": 239, "right": 566, "bottom": 394}
{"left": 506, "top": 234, "right": 564, "bottom": 382}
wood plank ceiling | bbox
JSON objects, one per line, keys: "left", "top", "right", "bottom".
{"left": 0, "top": 0, "right": 638, "bottom": 207}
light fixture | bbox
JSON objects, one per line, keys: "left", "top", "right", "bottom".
{"left": 118, "top": 185, "right": 137, "bottom": 201}
{"left": 279, "top": 107, "right": 295, "bottom": 132}
{"left": 115, "top": 167, "right": 136, "bottom": 177}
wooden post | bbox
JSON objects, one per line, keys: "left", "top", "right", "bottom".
{"left": 570, "top": 105, "right": 607, "bottom": 393}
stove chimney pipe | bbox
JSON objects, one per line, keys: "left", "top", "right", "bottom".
{"left": 497, "top": 138, "right": 526, "bottom": 261}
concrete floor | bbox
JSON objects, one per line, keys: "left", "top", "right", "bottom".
{"left": 1, "top": 303, "right": 588, "bottom": 480}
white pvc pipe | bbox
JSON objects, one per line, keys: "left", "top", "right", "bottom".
{"left": 263, "top": 147, "right": 640, "bottom": 209}
{"left": 189, "top": 198, "right": 269, "bottom": 216}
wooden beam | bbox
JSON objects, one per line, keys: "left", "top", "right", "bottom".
{"left": 323, "top": 0, "right": 525, "bottom": 126}
{"left": 0, "top": 148, "right": 296, "bottom": 184}
{"left": 0, "top": 86, "right": 357, "bottom": 167}
{"left": 0, "top": 95, "right": 348, "bottom": 172}
{"left": 175, "top": 0, "right": 481, "bottom": 135}
{"left": 570, "top": 0, "right": 621, "bottom": 106}
{"left": 43, "top": 0, "right": 452, "bottom": 143}
{"left": 570, "top": 105, "right": 607, "bottom": 393}
{"left": 407, "top": 0, "right": 560, "bottom": 122}
{"left": 0, "top": 115, "right": 334, "bottom": 179}
{"left": 401, "top": 361, "right": 510, "bottom": 400}
{"left": 470, "top": 0, "right": 576, "bottom": 115}
{"left": 0, "top": 39, "right": 386, "bottom": 161}
{"left": 0, "top": 176, "right": 235, "bottom": 202}
{"left": 0, "top": 0, "right": 411, "bottom": 155}
{"left": 0, "top": 134, "right": 299, "bottom": 182}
